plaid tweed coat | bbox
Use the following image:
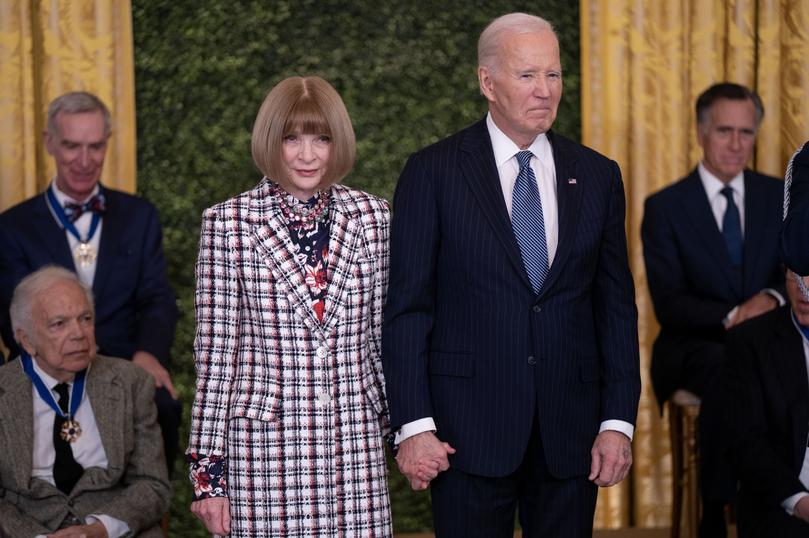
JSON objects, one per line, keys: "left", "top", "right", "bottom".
{"left": 188, "top": 179, "right": 392, "bottom": 537}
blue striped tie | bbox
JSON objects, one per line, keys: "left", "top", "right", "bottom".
{"left": 512, "top": 150, "right": 549, "bottom": 293}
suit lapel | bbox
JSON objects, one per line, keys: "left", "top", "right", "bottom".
{"left": 0, "top": 362, "right": 35, "bottom": 488}
{"left": 84, "top": 359, "right": 124, "bottom": 472}
{"left": 247, "top": 180, "right": 328, "bottom": 341}
{"left": 679, "top": 172, "right": 742, "bottom": 298}
{"left": 92, "top": 188, "right": 120, "bottom": 300}
{"left": 741, "top": 171, "right": 768, "bottom": 297}
{"left": 33, "top": 194, "right": 76, "bottom": 270}
{"left": 459, "top": 120, "right": 533, "bottom": 290}
{"left": 321, "top": 187, "right": 363, "bottom": 330}
{"left": 538, "top": 131, "right": 582, "bottom": 298}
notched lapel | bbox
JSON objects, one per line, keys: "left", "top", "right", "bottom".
{"left": 322, "top": 190, "right": 362, "bottom": 330}
{"left": 86, "top": 361, "right": 124, "bottom": 473}
{"left": 247, "top": 181, "right": 327, "bottom": 339}
{"left": 459, "top": 122, "right": 532, "bottom": 290}
{"left": 92, "top": 192, "right": 122, "bottom": 300}
{"left": 741, "top": 173, "right": 771, "bottom": 296}
{"left": 538, "top": 132, "right": 581, "bottom": 298}
{"left": 35, "top": 194, "right": 76, "bottom": 271}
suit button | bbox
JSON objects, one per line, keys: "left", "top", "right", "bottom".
{"left": 527, "top": 356, "right": 537, "bottom": 365}
{"left": 532, "top": 305, "right": 541, "bottom": 313}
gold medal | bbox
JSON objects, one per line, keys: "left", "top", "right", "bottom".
{"left": 73, "top": 242, "right": 97, "bottom": 267}
{"left": 60, "top": 418, "right": 82, "bottom": 443}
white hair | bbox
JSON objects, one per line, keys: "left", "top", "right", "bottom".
{"left": 9, "top": 266, "right": 94, "bottom": 340}
{"left": 478, "top": 12, "right": 555, "bottom": 74}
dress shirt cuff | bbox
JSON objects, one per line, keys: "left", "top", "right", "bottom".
{"left": 723, "top": 306, "right": 740, "bottom": 328}
{"left": 599, "top": 420, "right": 634, "bottom": 441}
{"left": 782, "top": 491, "right": 809, "bottom": 516}
{"left": 762, "top": 288, "right": 786, "bottom": 306}
{"left": 394, "top": 417, "right": 437, "bottom": 445}
{"left": 86, "top": 514, "right": 131, "bottom": 538}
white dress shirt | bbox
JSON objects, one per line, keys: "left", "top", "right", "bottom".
{"left": 27, "top": 360, "right": 128, "bottom": 537}
{"left": 782, "top": 317, "right": 809, "bottom": 515}
{"left": 47, "top": 181, "right": 103, "bottom": 287}
{"left": 396, "top": 114, "right": 634, "bottom": 444}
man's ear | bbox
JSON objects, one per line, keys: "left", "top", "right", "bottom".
{"left": 44, "top": 129, "right": 56, "bottom": 156}
{"left": 478, "top": 66, "right": 495, "bottom": 100}
{"left": 15, "top": 328, "right": 36, "bottom": 357}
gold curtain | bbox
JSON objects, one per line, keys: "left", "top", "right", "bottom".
{"left": 0, "top": 0, "right": 136, "bottom": 214}
{"left": 582, "top": 0, "right": 809, "bottom": 528}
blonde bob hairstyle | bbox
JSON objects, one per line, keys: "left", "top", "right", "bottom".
{"left": 251, "top": 76, "right": 356, "bottom": 187}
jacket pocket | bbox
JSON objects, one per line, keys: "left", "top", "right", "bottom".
{"left": 229, "top": 391, "right": 279, "bottom": 422}
{"left": 428, "top": 351, "right": 474, "bottom": 377}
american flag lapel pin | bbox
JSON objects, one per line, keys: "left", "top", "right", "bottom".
{"left": 568, "top": 178, "right": 577, "bottom": 185}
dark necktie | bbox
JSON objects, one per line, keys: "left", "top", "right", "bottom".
{"left": 63, "top": 193, "right": 106, "bottom": 222}
{"left": 720, "top": 186, "right": 743, "bottom": 266}
{"left": 52, "top": 383, "right": 83, "bottom": 494}
{"left": 511, "top": 150, "right": 549, "bottom": 293}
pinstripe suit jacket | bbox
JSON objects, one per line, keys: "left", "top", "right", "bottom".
{"left": 0, "top": 355, "right": 170, "bottom": 537}
{"left": 382, "top": 119, "right": 640, "bottom": 478}
{"left": 188, "top": 180, "right": 391, "bottom": 536}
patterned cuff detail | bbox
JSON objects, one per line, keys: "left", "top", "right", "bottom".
{"left": 187, "top": 453, "right": 227, "bottom": 500}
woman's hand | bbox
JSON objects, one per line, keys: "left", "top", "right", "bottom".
{"left": 191, "top": 496, "right": 231, "bottom": 535}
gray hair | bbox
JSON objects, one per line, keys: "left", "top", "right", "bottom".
{"left": 47, "top": 91, "right": 112, "bottom": 137}
{"left": 478, "top": 13, "right": 555, "bottom": 74}
{"left": 10, "top": 266, "right": 95, "bottom": 340}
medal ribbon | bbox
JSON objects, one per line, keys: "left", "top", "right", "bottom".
{"left": 21, "top": 352, "right": 86, "bottom": 420}
{"left": 46, "top": 185, "right": 101, "bottom": 244}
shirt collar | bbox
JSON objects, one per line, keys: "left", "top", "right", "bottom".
{"left": 486, "top": 112, "right": 553, "bottom": 168}
{"left": 50, "top": 179, "right": 100, "bottom": 206}
{"left": 698, "top": 162, "right": 745, "bottom": 201}
{"left": 30, "top": 356, "right": 70, "bottom": 390}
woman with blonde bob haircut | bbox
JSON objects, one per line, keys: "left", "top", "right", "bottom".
{"left": 188, "top": 75, "right": 393, "bottom": 537}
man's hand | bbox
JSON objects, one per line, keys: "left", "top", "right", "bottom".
{"left": 726, "top": 292, "right": 778, "bottom": 328}
{"left": 191, "top": 496, "right": 231, "bottom": 535}
{"left": 794, "top": 496, "right": 809, "bottom": 523}
{"left": 47, "top": 521, "right": 108, "bottom": 537}
{"left": 395, "top": 431, "right": 456, "bottom": 490}
{"left": 132, "top": 350, "right": 178, "bottom": 399}
{"left": 589, "top": 430, "right": 633, "bottom": 487}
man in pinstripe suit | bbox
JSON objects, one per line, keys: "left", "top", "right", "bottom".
{"left": 383, "top": 12, "right": 640, "bottom": 538}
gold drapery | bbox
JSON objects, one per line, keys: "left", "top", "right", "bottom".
{"left": 0, "top": 0, "right": 136, "bottom": 214}
{"left": 582, "top": 0, "right": 809, "bottom": 528}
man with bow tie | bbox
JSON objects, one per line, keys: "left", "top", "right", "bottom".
{"left": 0, "top": 266, "right": 170, "bottom": 537}
{"left": 0, "top": 91, "right": 181, "bottom": 473}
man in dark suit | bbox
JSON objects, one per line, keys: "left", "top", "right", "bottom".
{"left": 0, "top": 266, "right": 170, "bottom": 537}
{"left": 383, "top": 13, "right": 640, "bottom": 537}
{"left": 782, "top": 142, "right": 809, "bottom": 276}
{"left": 641, "top": 83, "right": 785, "bottom": 536}
{"left": 0, "top": 91, "right": 181, "bottom": 469}
{"left": 719, "top": 271, "right": 809, "bottom": 537}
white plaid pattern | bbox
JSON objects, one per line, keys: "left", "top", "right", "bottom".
{"left": 188, "top": 179, "right": 392, "bottom": 537}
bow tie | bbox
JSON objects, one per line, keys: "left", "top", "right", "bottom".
{"left": 63, "top": 194, "right": 106, "bottom": 222}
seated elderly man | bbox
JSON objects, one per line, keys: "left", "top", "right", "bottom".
{"left": 0, "top": 266, "right": 170, "bottom": 537}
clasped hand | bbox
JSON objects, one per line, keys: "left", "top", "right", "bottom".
{"left": 395, "top": 431, "right": 456, "bottom": 490}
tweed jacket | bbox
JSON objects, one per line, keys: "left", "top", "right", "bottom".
{"left": 188, "top": 179, "right": 391, "bottom": 537}
{"left": 0, "top": 355, "right": 170, "bottom": 537}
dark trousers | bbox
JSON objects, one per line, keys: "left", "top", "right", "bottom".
{"left": 430, "top": 416, "right": 597, "bottom": 538}
{"left": 155, "top": 387, "right": 182, "bottom": 477}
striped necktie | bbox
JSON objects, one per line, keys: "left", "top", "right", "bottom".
{"left": 511, "top": 150, "right": 549, "bottom": 293}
